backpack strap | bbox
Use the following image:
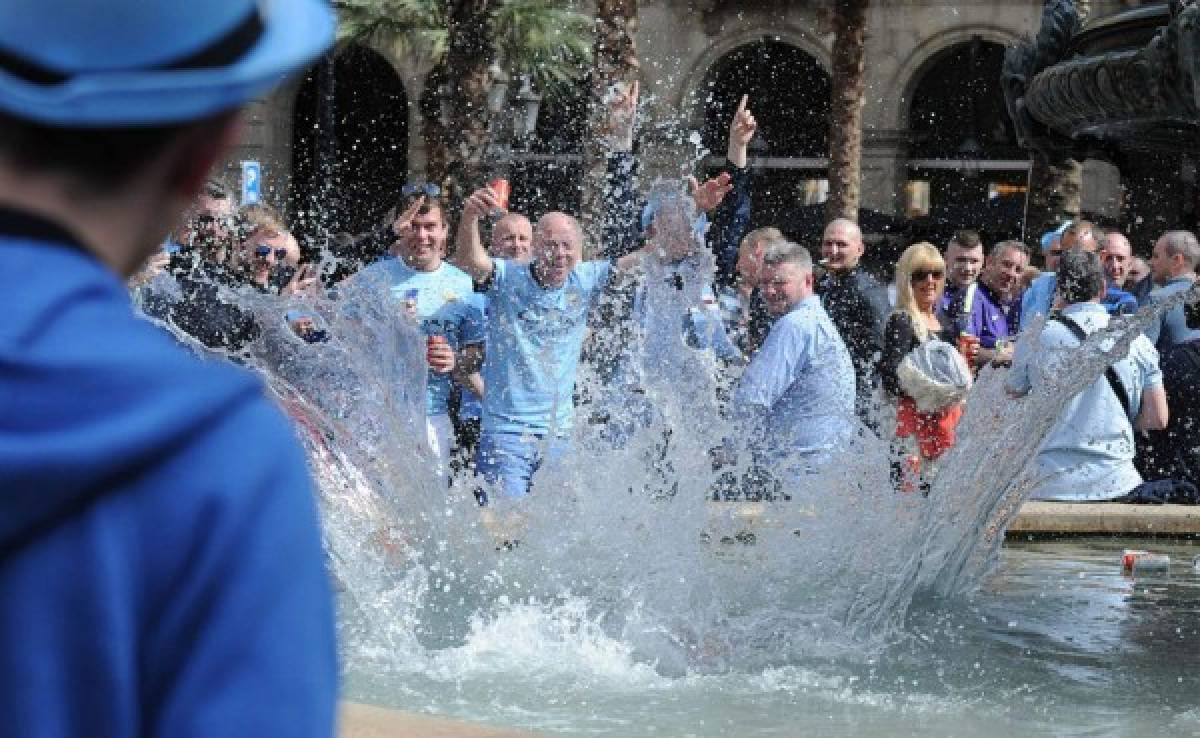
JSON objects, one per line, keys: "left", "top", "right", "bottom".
{"left": 1050, "top": 313, "right": 1133, "bottom": 420}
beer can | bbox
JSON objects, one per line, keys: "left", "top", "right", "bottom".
{"left": 1122, "top": 549, "right": 1170, "bottom": 574}
{"left": 488, "top": 178, "right": 510, "bottom": 211}
{"left": 1121, "top": 549, "right": 1148, "bottom": 571}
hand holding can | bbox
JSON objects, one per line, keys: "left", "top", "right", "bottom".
{"left": 426, "top": 334, "right": 455, "bottom": 374}
{"left": 488, "top": 178, "right": 510, "bottom": 215}
{"left": 957, "top": 331, "right": 981, "bottom": 365}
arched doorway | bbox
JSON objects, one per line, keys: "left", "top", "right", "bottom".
{"left": 906, "top": 38, "right": 1028, "bottom": 243}
{"left": 699, "top": 39, "right": 831, "bottom": 238}
{"left": 290, "top": 43, "right": 409, "bottom": 247}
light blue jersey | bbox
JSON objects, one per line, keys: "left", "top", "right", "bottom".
{"left": 733, "top": 295, "right": 857, "bottom": 463}
{"left": 481, "top": 258, "right": 613, "bottom": 435}
{"left": 355, "top": 258, "right": 483, "bottom": 416}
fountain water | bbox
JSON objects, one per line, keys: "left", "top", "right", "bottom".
{"left": 135, "top": 182, "right": 1200, "bottom": 736}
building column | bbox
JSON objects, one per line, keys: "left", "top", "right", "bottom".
{"left": 859, "top": 129, "right": 907, "bottom": 216}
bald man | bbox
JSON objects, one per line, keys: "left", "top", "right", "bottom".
{"left": 454, "top": 205, "right": 699, "bottom": 500}
{"left": 816, "top": 218, "right": 891, "bottom": 423}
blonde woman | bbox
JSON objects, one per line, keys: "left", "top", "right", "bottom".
{"left": 881, "top": 242, "right": 966, "bottom": 469}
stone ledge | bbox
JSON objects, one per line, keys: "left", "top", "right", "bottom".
{"left": 1007, "top": 501, "right": 1200, "bottom": 536}
{"left": 341, "top": 702, "right": 542, "bottom": 738}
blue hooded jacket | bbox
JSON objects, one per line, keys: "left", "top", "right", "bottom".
{"left": 0, "top": 211, "right": 336, "bottom": 738}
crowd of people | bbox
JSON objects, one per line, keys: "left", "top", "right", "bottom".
{"left": 138, "top": 91, "right": 1200, "bottom": 507}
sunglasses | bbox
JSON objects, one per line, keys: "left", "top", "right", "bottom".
{"left": 254, "top": 244, "right": 290, "bottom": 260}
{"left": 910, "top": 268, "right": 944, "bottom": 282}
{"left": 401, "top": 182, "right": 441, "bottom": 198}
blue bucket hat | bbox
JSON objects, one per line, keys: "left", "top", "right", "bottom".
{"left": 0, "top": 0, "right": 335, "bottom": 126}
{"left": 1040, "top": 220, "right": 1072, "bottom": 251}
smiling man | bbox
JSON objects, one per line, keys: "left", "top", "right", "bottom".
{"left": 939, "top": 230, "right": 984, "bottom": 330}
{"left": 734, "top": 241, "right": 856, "bottom": 472}
{"left": 958, "top": 240, "right": 1028, "bottom": 367}
{"left": 816, "top": 218, "right": 891, "bottom": 423}
{"left": 351, "top": 193, "right": 484, "bottom": 479}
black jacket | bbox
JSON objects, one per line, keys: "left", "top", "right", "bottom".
{"left": 817, "top": 266, "right": 891, "bottom": 397}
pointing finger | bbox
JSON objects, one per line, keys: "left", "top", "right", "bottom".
{"left": 735, "top": 94, "right": 748, "bottom": 116}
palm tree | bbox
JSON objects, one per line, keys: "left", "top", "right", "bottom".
{"left": 333, "top": 0, "right": 590, "bottom": 198}
{"left": 825, "top": 0, "right": 868, "bottom": 224}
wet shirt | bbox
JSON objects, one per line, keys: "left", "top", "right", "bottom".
{"left": 939, "top": 282, "right": 976, "bottom": 329}
{"left": 733, "top": 295, "right": 857, "bottom": 460}
{"left": 816, "top": 267, "right": 890, "bottom": 399}
{"left": 480, "top": 258, "right": 613, "bottom": 435}
{"left": 1006, "top": 302, "right": 1162, "bottom": 501}
{"left": 356, "top": 258, "right": 484, "bottom": 416}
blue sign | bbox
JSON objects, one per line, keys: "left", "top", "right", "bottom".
{"left": 241, "top": 160, "right": 262, "bottom": 205}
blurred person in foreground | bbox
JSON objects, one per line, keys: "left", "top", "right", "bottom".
{"left": 880, "top": 243, "right": 972, "bottom": 486}
{"left": 1007, "top": 250, "right": 1168, "bottom": 501}
{"left": 0, "top": 1, "right": 337, "bottom": 736}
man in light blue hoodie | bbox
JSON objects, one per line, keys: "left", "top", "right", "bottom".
{"left": 0, "top": 2, "right": 338, "bottom": 738}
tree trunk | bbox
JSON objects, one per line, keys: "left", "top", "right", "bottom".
{"left": 581, "top": 0, "right": 639, "bottom": 253}
{"left": 825, "top": 0, "right": 868, "bottom": 224}
{"left": 421, "top": 66, "right": 451, "bottom": 187}
{"left": 442, "top": 0, "right": 495, "bottom": 205}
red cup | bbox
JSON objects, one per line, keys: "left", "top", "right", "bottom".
{"left": 488, "top": 178, "right": 510, "bottom": 211}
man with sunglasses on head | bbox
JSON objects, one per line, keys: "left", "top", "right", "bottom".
{"left": 350, "top": 188, "right": 485, "bottom": 480}
{"left": 0, "top": 1, "right": 337, "bottom": 737}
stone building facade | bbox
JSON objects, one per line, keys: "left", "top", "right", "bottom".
{"left": 221, "top": 0, "right": 1133, "bottom": 243}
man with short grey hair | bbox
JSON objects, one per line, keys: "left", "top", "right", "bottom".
{"left": 734, "top": 240, "right": 857, "bottom": 473}
{"left": 1145, "top": 229, "right": 1200, "bottom": 350}
{"left": 1008, "top": 250, "right": 1168, "bottom": 501}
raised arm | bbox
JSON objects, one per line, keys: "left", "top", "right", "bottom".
{"left": 451, "top": 187, "right": 498, "bottom": 282}
{"left": 711, "top": 94, "right": 757, "bottom": 287}
{"left": 599, "top": 80, "right": 641, "bottom": 260}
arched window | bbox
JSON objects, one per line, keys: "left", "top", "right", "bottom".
{"left": 291, "top": 44, "right": 409, "bottom": 243}
{"left": 905, "top": 37, "right": 1028, "bottom": 241}
{"left": 699, "top": 40, "right": 832, "bottom": 235}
